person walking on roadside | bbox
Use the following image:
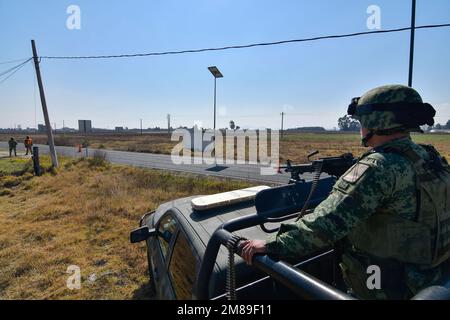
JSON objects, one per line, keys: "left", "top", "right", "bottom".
{"left": 8, "top": 137, "right": 17, "bottom": 157}
{"left": 24, "top": 136, "right": 33, "bottom": 155}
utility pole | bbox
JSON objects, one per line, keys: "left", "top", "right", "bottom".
{"left": 140, "top": 118, "right": 143, "bottom": 135}
{"left": 408, "top": 0, "right": 416, "bottom": 87}
{"left": 167, "top": 114, "right": 171, "bottom": 135}
{"left": 280, "top": 112, "right": 285, "bottom": 139}
{"left": 31, "top": 40, "right": 58, "bottom": 167}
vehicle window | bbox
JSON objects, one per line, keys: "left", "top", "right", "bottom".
{"left": 169, "top": 231, "right": 197, "bottom": 300}
{"left": 157, "top": 214, "right": 177, "bottom": 258}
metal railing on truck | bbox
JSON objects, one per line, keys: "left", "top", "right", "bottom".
{"left": 196, "top": 178, "right": 450, "bottom": 300}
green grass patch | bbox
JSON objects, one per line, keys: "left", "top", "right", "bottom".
{"left": 0, "top": 158, "right": 33, "bottom": 176}
{"left": 410, "top": 132, "right": 450, "bottom": 144}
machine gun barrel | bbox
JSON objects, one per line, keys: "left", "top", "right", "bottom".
{"left": 279, "top": 152, "right": 356, "bottom": 183}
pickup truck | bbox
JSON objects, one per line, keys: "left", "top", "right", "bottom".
{"left": 130, "top": 153, "right": 450, "bottom": 300}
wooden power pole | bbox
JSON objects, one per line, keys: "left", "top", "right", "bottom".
{"left": 280, "top": 112, "right": 285, "bottom": 139}
{"left": 31, "top": 40, "right": 58, "bottom": 167}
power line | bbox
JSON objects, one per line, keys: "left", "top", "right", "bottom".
{"left": 0, "top": 58, "right": 32, "bottom": 78}
{"left": 0, "top": 62, "right": 29, "bottom": 86}
{"left": 0, "top": 59, "right": 32, "bottom": 87}
{"left": 39, "top": 23, "right": 450, "bottom": 60}
{"left": 0, "top": 58, "right": 31, "bottom": 65}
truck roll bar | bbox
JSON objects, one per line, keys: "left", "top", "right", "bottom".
{"left": 196, "top": 220, "right": 353, "bottom": 300}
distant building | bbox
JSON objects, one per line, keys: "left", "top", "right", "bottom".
{"left": 115, "top": 127, "right": 124, "bottom": 132}
{"left": 78, "top": 120, "right": 92, "bottom": 133}
{"left": 38, "top": 124, "right": 46, "bottom": 133}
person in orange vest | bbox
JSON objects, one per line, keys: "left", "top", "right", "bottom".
{"left": 24, "top": 136, "right": 33, "bottom": 155}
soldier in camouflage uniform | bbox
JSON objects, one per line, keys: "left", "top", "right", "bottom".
{"left": 240, "top": 85, "right": 450, "bottom": 299}
{"left": 8, "top": 137, "right": 18, "bottom": 157}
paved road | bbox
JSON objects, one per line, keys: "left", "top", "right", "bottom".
{"left": 0, "top": 142, "right": 316, "bottom": 185}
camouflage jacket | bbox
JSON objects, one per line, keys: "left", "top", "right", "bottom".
{"left": 8, "top": 140, "right": 17, "bottom": 148}
{"left": 266, "top": 137, "right": 445, "bottom": 299}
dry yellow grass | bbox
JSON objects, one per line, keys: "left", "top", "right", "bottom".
{"left": 0, "top": 157, "right": 253, "bottom": 299}
{"left": 279, "top": 132, "right": 450, "bottom": 163}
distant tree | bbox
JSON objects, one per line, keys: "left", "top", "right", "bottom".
{"left": 291, "top": 127, "right": 326, "bottom": 132}
{"left": 434, "top": 123, "right": 442, "bottom": 130}
{"left": 338, "top": 115, "right": 360, "bottom": 131}
{"left": 229, "top": 120, "right": 236, "bottom": 130}
{"left": 445, "top": 119, "right": 450, "bottom": 129}
{"left": 235, "top": 126, "right": 240, "bottom": 130}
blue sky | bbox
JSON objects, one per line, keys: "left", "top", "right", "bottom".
{"left": 0, "top": 0, "right": 449, "bottom": 130}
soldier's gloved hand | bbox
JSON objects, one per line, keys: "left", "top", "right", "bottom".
{"left": 239, "top": 239, "right": 267, "bottom": 265}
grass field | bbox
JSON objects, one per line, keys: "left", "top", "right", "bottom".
{"left": 0, "top": 156, "right": 254, "bottom": 299}
{"left": 2, "top": 131, "right": 448, "bottom": 164}
{"left": 281, "top": 132, "right": 450, "bottom": 163}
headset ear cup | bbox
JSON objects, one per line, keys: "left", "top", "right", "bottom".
{"left": 394, "top": 103, "right": 436, "bottom": 127}
{"left": 422, "top": 103, "right": 436, "bottom": 126}
{"left": 423, "top": 103, "right": 436, "bottom": 117}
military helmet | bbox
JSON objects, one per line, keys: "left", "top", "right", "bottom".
{"left": 347, "top": 84, "right": 436, "bottom": 132}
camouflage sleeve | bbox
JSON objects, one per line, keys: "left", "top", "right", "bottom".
{"left": 265, "top": 155, "right": 396, "bottom": 258}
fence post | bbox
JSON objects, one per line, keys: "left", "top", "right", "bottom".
{"left": 32, "top": 146, "right": 41, "bottom": 176}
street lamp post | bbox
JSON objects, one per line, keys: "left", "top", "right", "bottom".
{"left": 207, "top": 66, "right": 223, "bottom": 165}
{"left": 207, "top": 66, "right": 223, "bottom": 132}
